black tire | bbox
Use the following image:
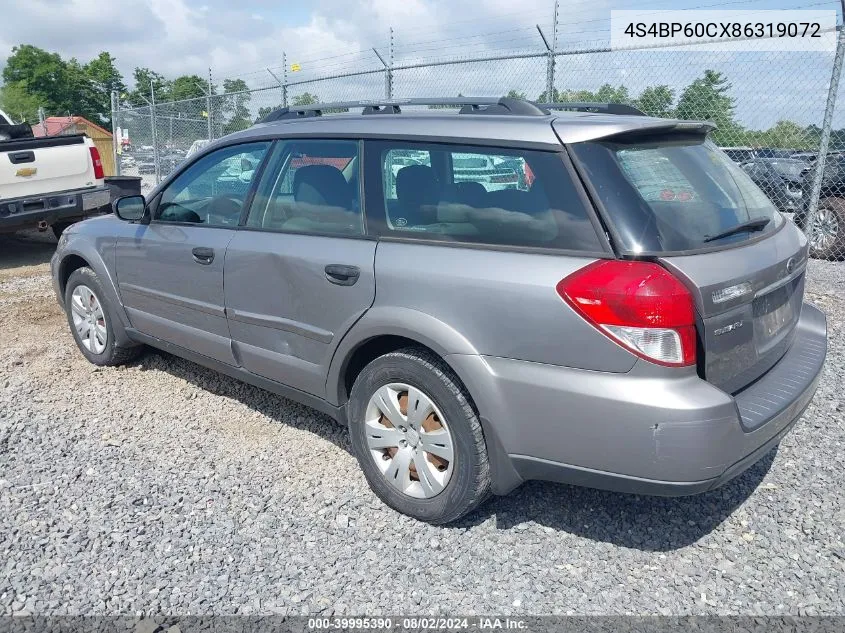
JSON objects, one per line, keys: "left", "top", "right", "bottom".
{"left": 808, "top": 197, "right": 845, "bottom": 260}
{"left": 347, "top": 347, "right": 491, "bottom": 524}
{"left": 64, "top": 267, "right": 142, "bottom": 366}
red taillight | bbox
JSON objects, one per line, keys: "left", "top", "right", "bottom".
{"left": 89, "top": 146, "right": 105, "bottom": 180}
{"left": 556, "top": 260, "right": 697, "bottom": 367}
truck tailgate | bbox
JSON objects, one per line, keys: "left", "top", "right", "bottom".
{"left": 0, "top": 135, "right": 96, "bottom": 200}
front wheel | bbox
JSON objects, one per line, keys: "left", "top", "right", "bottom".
{"left": 64, "top": 267, "right": 142, "bottom": 366}
{"left": 347, "top": 348, "right": 491, "bottom": 524}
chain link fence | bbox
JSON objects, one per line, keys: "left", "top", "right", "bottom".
{"left": 113, "top": 28, "right": 845, "bottom": 260}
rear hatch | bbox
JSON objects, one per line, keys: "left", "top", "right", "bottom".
{"left": 0, "top": 135, "right": 96, "bottom": 200}
{"left": 568, "top": 129, "right": 807, "bottom": 393}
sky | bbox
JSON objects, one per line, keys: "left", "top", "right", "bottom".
{"left": 0, "top": 0, "right": 843, "bottom": 129}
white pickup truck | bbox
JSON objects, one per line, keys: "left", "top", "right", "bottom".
{"left": 0, "top": 108, "right": 111, "bottom": 237}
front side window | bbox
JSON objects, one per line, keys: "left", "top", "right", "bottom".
{"left": 246, "top": 140, "right": 362, "bottom": 236}
{"left": 366, "top": 140, "right": 602, "bottom": 251}
{"left": 156, "top": 142, "right": 269, "bottom": 226}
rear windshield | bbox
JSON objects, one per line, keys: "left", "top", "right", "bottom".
{"left": 570, "top": 136, "right": 784, "bottom": 254}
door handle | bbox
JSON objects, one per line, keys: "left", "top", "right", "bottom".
{"left": 325, "top": 264, "right": 360, "bottom": 286}
{"left": 192, "top": 247, "right": 215, "bottom": 265}
{"left": 9, "top": 151, "right": 35, "bottom": 164}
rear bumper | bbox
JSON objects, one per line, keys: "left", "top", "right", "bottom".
{"left": 0, "top": 186, "right": 110, "bottom": 233}
{"left": 447, "top": 302, "right": 827, "bottom": 496}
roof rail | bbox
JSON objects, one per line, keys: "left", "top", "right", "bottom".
{"left": 538, "top": 102, "right": 647, "bottom": 116}
{"left": 257, "top": 97, "right": 548, "bottom": 123}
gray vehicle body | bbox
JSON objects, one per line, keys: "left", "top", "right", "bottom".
{"left": 51, "top": 106, "right": 827, "bottom": 497}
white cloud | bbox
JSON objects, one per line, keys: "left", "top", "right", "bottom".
{"left": 0, "top": 0, "right": 827, "bottom": 127}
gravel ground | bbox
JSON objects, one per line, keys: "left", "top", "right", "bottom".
{"left": 0, "top": 230, "right": 843, "bottom": 616}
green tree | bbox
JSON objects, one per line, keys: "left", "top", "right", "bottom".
{"left": 675, "top": 70, "right": 740, "bottom": 144}
{"left": 504, "top": 89, "right": 527, "bottom": 100}
{"left": 292, "top": 92, "right": 319, "bottom": 106}
{"left": 0, "top": 81, "right": 41, "bottom": 122}
{"left": 2, "top": 45, "right": 112, "bottom": 121}
{"left": 536, "top": 88, "right": 562, "bottom": 103}
{"left": 635, "top": 85, "right": 675, "bottom": 118}
{"left": 593, "top": 83, "right": 630, "bottom": 103}
{"left": 129, "top": 67, "right": 169, "bottom": 105}
{"left": 83, "top": 51, "right": 125, "bottom": 119}
{"left": 169, "top": 75, "right": 207, "bottom": 102}
{"left": 222, "top": 78, "right": 252, "bottom": 134}
{"left": 255, "top": 104, "right": 280, "bottom": 123}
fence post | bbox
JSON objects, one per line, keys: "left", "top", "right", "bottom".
{"left": 387, "top": 27, "right": 394, "bottom": 99}
{"left": 807, "top": 26, "right": 845, "bottom": 243}
{"left": 207, "top": 68, "right": 214, "bottom": 142}
{"left": 283, "top": 52, "right": 288, "bottom": 108}
{"left": 548, "top": 0, "right": 558, "bottom": 101}
{"left": 150, "top": 80, "right": 160, "bottom": 185}
{"left": 111, "top": 90, "right": 121, "bottom": 177}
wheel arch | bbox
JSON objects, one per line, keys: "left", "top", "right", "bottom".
{"left": 329, "top": 312, "right": 522, "bottom": 496}
{"left": 327, "top": 306, "right": 479, "bottom": 408}
{"left": 56, "top": 240, "right": 134, "bottom": 344}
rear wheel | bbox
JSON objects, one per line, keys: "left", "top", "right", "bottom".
{"left": 64, "top": 267, "right": 142, "bottom": 366}
{"left": 808, "top": 197, "right": 845, "bottom": 260}
{"left": 347, "top": 348, "right": 491, "bottom": 524}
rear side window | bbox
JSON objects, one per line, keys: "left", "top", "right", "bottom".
{"left": 570, "top": 137, "right": 784, "bottom": 254}
{"left": 366, "top": 140, "right": 602, "bottom": 252}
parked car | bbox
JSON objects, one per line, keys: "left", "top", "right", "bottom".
{"left": 0, "top": 108, "right": 110, "bottom": 237}
{"left": 740, "top": 158, "right": 808, "bottom": 212}
{"left": 720, "top": 146, "right": 757, "bottom": 163}
{"left": 754, "top": 147, "right": 796, "bottom": 159}
{"left": 51, "top": 97, "right": 827, "bottom": 524}
{"left": 797, "top": 154, "right": 845, "bottom": 258}
{"left": 452, "top": 152, "right": 522, "bottom": 191}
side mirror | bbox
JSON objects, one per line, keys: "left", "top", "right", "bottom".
{"left": 113, "top": 195, "right": 148, "bottom": 222}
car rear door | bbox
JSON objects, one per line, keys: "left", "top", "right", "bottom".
{"left": 224, "top": 139, "right": 376, "bottom": 398}
{"left": 115, "top": 141, "right": 271, "bottom": 365}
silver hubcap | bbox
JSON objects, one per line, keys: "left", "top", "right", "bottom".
{"left": 365, "top": 383, "right": 455, "bottom": 499}
{"left": 809, "top": 206, "right": 839, "bottom": 253}
{"left": 70, "top": 285, "right": 107, "bottom": 354}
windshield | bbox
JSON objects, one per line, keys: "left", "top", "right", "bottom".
{"left": 570, "top": 136, "right": 783, "bottom": 254}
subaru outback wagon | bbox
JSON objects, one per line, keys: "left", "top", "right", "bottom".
{"left": 52, "top": 97, "right": 827, "bottom": 524}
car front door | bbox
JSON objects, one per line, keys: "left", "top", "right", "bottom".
{"left": 115, "top": 141, "right": 271, "bottom": 365}
{"left": 224, "top": 139, "right": 376, "bottom": 398}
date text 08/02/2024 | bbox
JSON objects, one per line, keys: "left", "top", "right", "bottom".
{"left": 306, "top": 617, "right": 528, "bottom": 630}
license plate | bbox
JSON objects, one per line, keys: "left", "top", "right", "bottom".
{"left": 82, "top": 190, "right": 110, "bottom": 211}
{"left": 759, "top": 298, "right": 793, "bottom": 338}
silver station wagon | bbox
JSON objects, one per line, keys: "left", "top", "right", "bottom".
{"left": 51, "top": 97, "right": 827, "bottom": 523}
